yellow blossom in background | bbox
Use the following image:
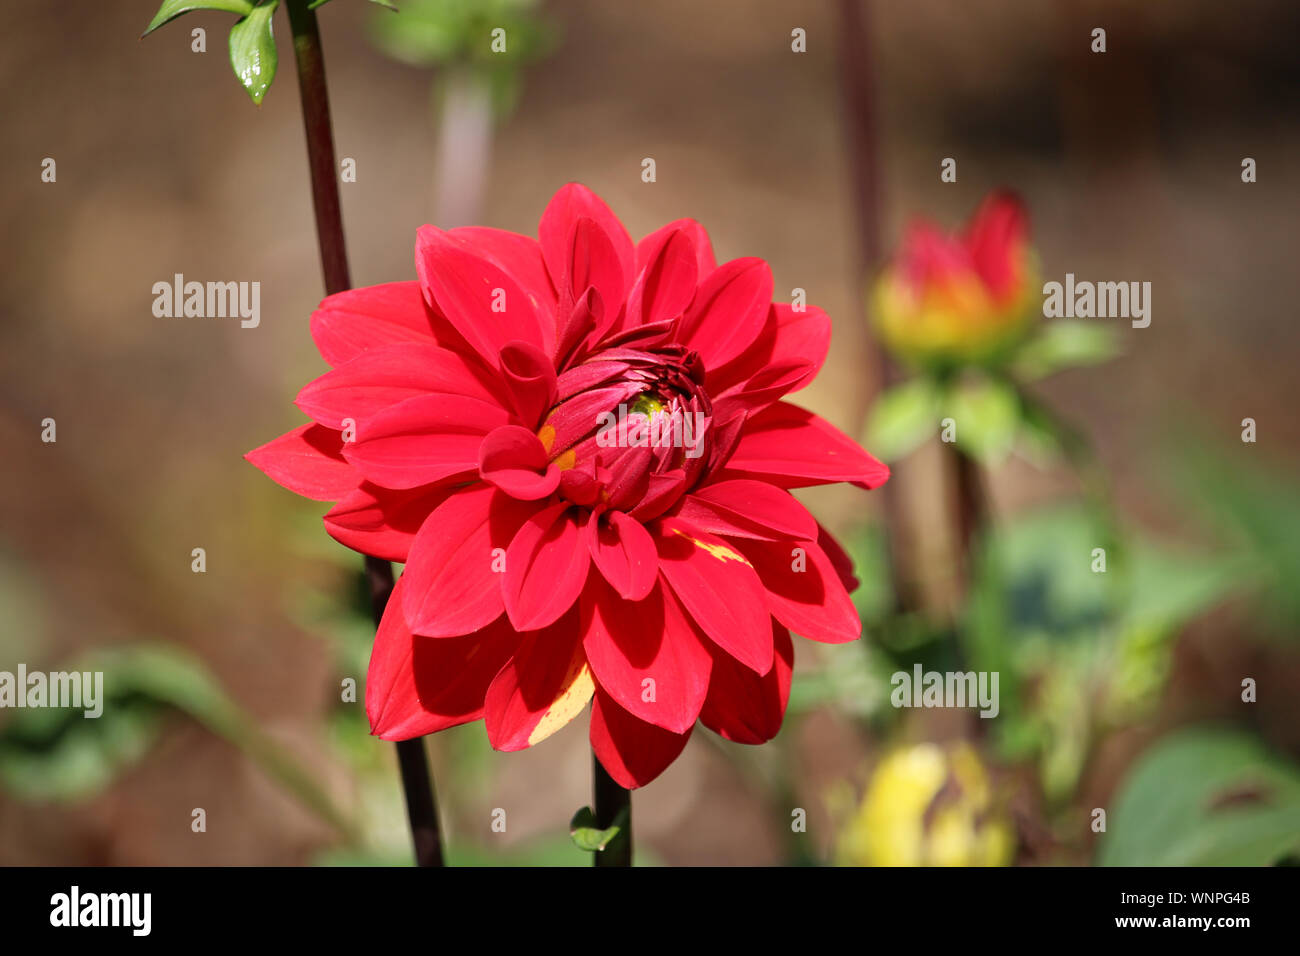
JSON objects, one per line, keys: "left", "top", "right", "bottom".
{"left": 837, "top": 742, "right": 1015, "bottom": 866}
{"left": 873, "top": 192, "right": 1038, "bottom": 368}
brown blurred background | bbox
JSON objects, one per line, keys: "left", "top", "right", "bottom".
{"left": 0, "top": 0, "right": 1297, "bottom": 864}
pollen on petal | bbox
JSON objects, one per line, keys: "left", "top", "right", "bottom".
{"left": 538, "top": 423, "right": 557, "bottom": 453}
{"left": 672, "top": 526, "right": 750, "bottom": 565}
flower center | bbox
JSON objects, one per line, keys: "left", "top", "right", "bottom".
{"left": 540, "top": 344, "right": 715, "bottom": 516}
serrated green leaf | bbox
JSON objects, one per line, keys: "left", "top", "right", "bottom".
{"left": 142, "top": 0, "right": 255, "bottom": 38}
{"left": 229, "top": 1, "right": 280, "bottom": 105}
{"left": 568, "top": 805, "right": 624, "bottom": 852}
{"left": 865, "top": 377, "right": 939, "bottom": 462}
{"left": 1012, "top": 321, "right": 1119, "bottom": 381}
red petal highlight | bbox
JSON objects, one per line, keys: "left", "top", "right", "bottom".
{"left": 698, "top": 621, "right": 793, "bottom": 744}
{"left": 674, "top": 479, "right": 817, "bottom": 541}
{"left": 415, "top": 226, "right": 547, "bottom": 366}
{"left": 295, "top": 343, "right": 500, "bottom": 430}
{"left": 484, "top": 606, "right": 592, "bottom": 751}
{"left": 734, "top": 537, "right": 861, "bottom": 644}
{"left": 624, "top": 227, "right": 699, "bottom": 329}
{"left": 343, "top": 393, "right": 513, "bottom": 490}
{"left": 401, "top": 485, "right": 538, "bottom": 637}
{"left": 367, "top": 576, "right": 520, "bottom": 740}
{"left": 503, "top": 502, "right": 591, "bottom": 631}
{"left": 539, "top": 183, "right": 635, "bottom": 310}
{"left": 245, "top": 422, "right": 357, "bottom": 502}
{"left": 478, "top": 425, "right": 561, "bottom": 500}
{"left": 723, "top": 402, "right": 891, "bottom": 489}
{"left": 581, "top": 577, "right": 711, "bottom": 733}
{"left": 653, "top": 517, "right": 773, "bottom": 674}
{"left": 499, "top": 341, "right": 558, "bottom": 428}
{"left": 309, "top": 281, "right": 440, "bottom": 367}
{"left": 587, "top": 510, "right": 658, "bottom": 600}
{"left": 324, "top": 482, "right": 455, "bottom": 562}
{"left": 677, "top": 257, "right": 773, "bottom": 369}
{"left": 590, "top": 687, "right": 691, "bottom": 789}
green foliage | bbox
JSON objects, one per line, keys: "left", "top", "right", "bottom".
{"left": 864, "top": 378, "right": 939, "bottom": 462}
{"left": 569, "top": 805, "right": 627, "bottom": 853}
{"left": 1169, "top": 442, "right": 1300, "bottom": 638}
{"left": 228, "top": 1, "right": 279, "bottom": 105}
{"left": 0, "top": 644, "right": 356, "bottom": 840}
{"left": 1099, "top": 727, "right": 1300, "bottom": 866}
{"left": 868, "top": 374, "right": 1058, "bottom": 469}
{"left": 1011, "top": 321, "right": 1120, "bottom": 381}
{"left": 142, "top": 0, "right": 255, "bottom": 37}
{"left": 369, "top": 0, "right": 555, "bottom": 115}
{"left": 964, "top": 505, "right": 1248, "bottom": 800}
{"left": 144, "top": 0, "right": 279, "bottom": 106}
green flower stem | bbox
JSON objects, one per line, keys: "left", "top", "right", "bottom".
{"left": 284, "top": 0, "right": 445, "bottom": 867}
{"left": 592, "top": 752, "right": 632, "bottom": 866}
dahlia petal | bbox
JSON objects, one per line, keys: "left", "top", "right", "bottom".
{"left": 546, "top": 215, "right": 627, "bottom": 346}
{"left": 450, "top": 226, "right": 558, "bottom": 322}
{"left": 324, "top": 482, "right": 456, "bottom": 562}
{"left": 590, "top": 687, "right": 692, "bottom": 789}
{"left": 581, "top": 577, "right": 711, "bottom": 733}
{"left": 478, "top": 425, "right": 561, "bottom": 500}
{"left": 964, "top": 191, "right": 1028, "bottom": 301}
{"left": 539, "top": 183, "right": 635, "bottom": 306}
{"left": 484, "top": 606, "right": 592, "bottom": 750}
{"left": 294, "top": 343, "right": 500, "bottom": 430}
{"left": 415, "top": 225, "right": 548, "bottom": 366}
{"left": 245, "top": 422, "right": 358, "bottom": 501}
{"left": 817, "top": 522, "right": 860, "bottom": 593}
{"left": 673, "top": 479, "right": 818, "bottom": 541}
{"left": 401, "top": 485, "right": 538, "bottom": 637}
{"left": 309, "top": 281, "right": 440, "bottom": 367}
{"left": 709, "top": 303, "right": 831, "bottom": 400}
{"left": 677, "top": 257, "right": 773, "bottom": 369}
{"left": 344, "top": 393, "right": 514, "bottom": 490}
{"left": 499, "top": 341, "right": 558, "bottom": 428}
{"left": 722, "top": 402, "right": 891, "bottom": 489}
{"left": 624, "top": 226, "right": 698, "bottom": 329}
{"left": 503, "top": 502, "right": 591, "bottom": 631}
{"left": 368, "top": 576, "right": 519, "bottom": 739}
{"left": 698, "top": 621, "right": 793, "bottom": 745}
{"left": 653, "top": 517, "right": 774, "bottom": 674}
{"left": 733, "top": 537, "right": 861, "bottom": 644}
{"left": 637, "top": 218, "right": 715, "bottom": 277}
{"left": 587, "top": 510, "right": 657, "bottom": 601}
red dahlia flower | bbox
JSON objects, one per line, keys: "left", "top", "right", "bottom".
{"left": 247, "top": 184, "right": 889, "bottom": 787}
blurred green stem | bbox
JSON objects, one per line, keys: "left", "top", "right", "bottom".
{"left": 285, "top": 0, "right": 445, "bottom": 867}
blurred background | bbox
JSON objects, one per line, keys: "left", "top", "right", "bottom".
{"left": 1, "top": 0, "right": 1297, "bottom": 865}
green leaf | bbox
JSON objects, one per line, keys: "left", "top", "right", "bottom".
{"left": 569, "top": 805, "right": 625, "bottom": 852}
{"left": 1099, "top": 728, "right": 1300, "bottom": 866}
{"left": 229, "top": 1, "right": 280, "bottom": 105}
{"left": 143, "top": 0, "right": 255, "bottom": 37}
{"left": 1012, "top": 321, "right": 1119, "bottom": 381}
{"left": 944, "top": 377, "right": 1020, "bottom": 465}
{"left": 865, "top": 378, "right": 940, "bottom": 462}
